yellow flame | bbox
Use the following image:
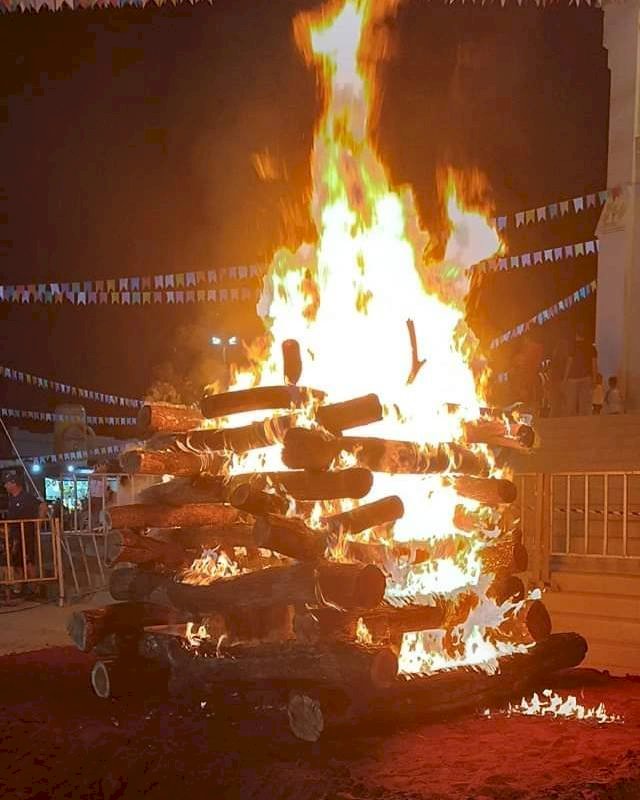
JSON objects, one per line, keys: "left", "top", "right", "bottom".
{"left": 221, "top": 0, "right": 514, "bottom": 674}
{"left": 356, "top": 616, "right": 373, "bottom": 645}
{"left": 484, "top": 690, "right": 623, "bottom": 724}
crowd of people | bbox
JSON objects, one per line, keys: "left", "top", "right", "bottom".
{"left": 508, "top": 323, "right": 624, "bottom": 417}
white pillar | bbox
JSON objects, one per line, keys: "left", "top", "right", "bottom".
{"left": 597, "top": 0, "right": 640, "bottom": 408}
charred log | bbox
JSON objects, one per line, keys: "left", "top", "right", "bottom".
{"left": 201, "top": 385, "right": 325, "bottom": 419}
{"left": 90, "top": 658, "right": 168, "bottom": 700}
{"left": 120, "top": 448, "right": 226, "bottom": 478}
{"left": 282, "top": 339, "right": 302, "bottom": 385}
{"left": 229, "top": 483, "right": 290, "bottom": 517}
{"left": 67, "top": 602, "right": 177, "bottom": 652}
{"left": 105, "top": 529, "right": 189, "bottom": 569}
{"left": 136, "top": 476, "right": 227, "bottom": 507}
{"left": 138, "top": 402, "right": 204, "bottom": 435}
{"left": 463, "top": 419, "right": 535, "bottom": 451}
{"left": 106, "top": 503, "right": 238, "bottom": 531}
{"left": 454, "top": 477, "right": 517, "bottom": 507}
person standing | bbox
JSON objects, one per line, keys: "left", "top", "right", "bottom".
{"left": 550, "top": 333, "right": 570, "bottom": 416}
{"left": 592, "top": 373, "right": 605, "bottom": 414}
{"left": 564, "top": 324, "right": 598, "bottom": 416}
{"left": 605, "top": 375, "right": 624, "bottom": 414}
{"left": 2, "top": 470, "right": 46, "bottom": 591}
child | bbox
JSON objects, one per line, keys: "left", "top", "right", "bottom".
{"left": 592, "top": 373, "right": 605, "bottom": 414}
{"left": 605, "top": 375, "right": 624, "bottom": 415}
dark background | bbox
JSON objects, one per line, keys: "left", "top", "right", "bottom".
{"left": 0, "top": 0, "right": 610, "bottom": 442}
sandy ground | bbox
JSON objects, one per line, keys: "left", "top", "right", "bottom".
{"left": 0, "top": 590, "right": 111, "bottom": 655}
{"left": 0, "top": 647, "right": 638, "bottom": 800}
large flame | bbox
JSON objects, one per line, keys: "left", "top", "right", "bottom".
{"left": 210, "top": 0, "right": 519, "bottom": 674}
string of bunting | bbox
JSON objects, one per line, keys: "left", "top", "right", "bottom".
{"left": 489, "top": 188, "right": 614, "bottom": 231}
{"left": 0, "top": 0, "right": 607, "bottom": 13}
{"left": 0, "top": 365, "right": 143, "bottom": 408}
{"left": 0, "top": 444, "right": 127, "bottom": 469}
{"left": 1, "top": 408, "right": 137, "bottom": 426}
{"left": 475, "top": 238, "right": 599, "bottom": 274}
{"left": 490, "top": 279, "right": 597, "bottom": 349}
{"left": 0, "top": 266, "right": 262, "bottom": 306}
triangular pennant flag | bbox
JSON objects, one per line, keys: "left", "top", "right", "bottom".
{"left": 515, "top": 212, "right": 525, "bottom": 227}
{"left": 536, "top": 207, "right": 547, "bottom": 222}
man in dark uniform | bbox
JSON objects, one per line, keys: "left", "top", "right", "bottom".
{"left": 3, "top": 470, "right": 43, "bottom": 587}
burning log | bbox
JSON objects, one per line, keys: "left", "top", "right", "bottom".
{"left": 499, "top": 598, "right": 552, "bottom": 643}
{"left": 229, "top": 483, "right": 290, "bottom": 517}
{"left": 481, "top": 530, "right": 528, "bottom": 575}
{"left": 105, "top": 529, "right": 189, "bottom": 569}
{"left": 144, "top": 635, "right": 398, "bottom": 691}
{"left": 454, "top": 476, "right": 517, "bottom": 507}
{"left": 487, "top": 575, "right": 526, "bottom": 605}
{"left": 294, "top": 601, "right": 446, "bottom": 645}
{"left": 201, "top": 385, "right": 325, "bottom": 419}
{"left": 166, "top": 562, "right": 386, "bottom": 613}
{"left": 109, "top": 567, "right": 171, "bottom": 604}
{"left": 287, "top": 633, "right": 588, "bottom": 740}
{"left": 90, "top": 658, "right": 168, "bottom": 700}
{"left": 149, "top": 394, "right": 383, "bottom": 455}
{"left": 282, "top": 428, "right": 487, "bottom": 476}
{"left": 463, "top": 419, "right": 535, "bottom": 451}
{"left": 235, "top": 468, "right": 373, "bottom": 501}
{"left": 282, "top": 339, "right": 302, "bottom": 385}
{"left": 149, "top": 523, "right": 256, "bottom": 552}
{"left": 138, "top": 402, "right": 204, "bottom": 435}
{"left": 323, "top": 496, "right": 404, "bottom": 536}
{"left": 106, "top": 503, "right": 238, "bottom": 531}
{"left": 253, "top": 516, "right": 325, "bottom": 561}
{"left": 136, "top": 477, "right": 227, "bottom": 507}
{"left": 120, "top": 448, "right": 226, "bottom": 478}
{"left": 251, "top": 496, "right": 405, "bottom": 562}
{"left": 67, "top": 602, "right": 176, "bottom": 653}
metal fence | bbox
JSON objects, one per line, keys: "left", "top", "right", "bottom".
{"left": 0, "top": 517, "right": 64, "bottom": 604}
{"left": 515, "top": 471, "right": 640, "bottom": 581}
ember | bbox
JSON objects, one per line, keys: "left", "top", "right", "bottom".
{"left": 484, "top": 689, "right": 623, "bottom": 724}
{"left": 67, "top": 0, "right": 590, "bottom": 741}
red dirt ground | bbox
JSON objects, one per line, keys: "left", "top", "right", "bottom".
{"left": 0, "top": 647, "right": 639, "bottom": 800}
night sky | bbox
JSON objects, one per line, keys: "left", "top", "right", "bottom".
{"left": 0, "top": 0, "right": 609, "bottom": 444}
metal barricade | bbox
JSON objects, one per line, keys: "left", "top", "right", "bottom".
{"left": 515, "top": 471, "right": 640, "bottom": 579}
{"left": 0, "top": 516, "right": 64, "bottom": 605}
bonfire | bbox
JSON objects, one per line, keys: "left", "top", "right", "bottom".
{"left": 67, "top": 0, "right": 586, "bottom": 741}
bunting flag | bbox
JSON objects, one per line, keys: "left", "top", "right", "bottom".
{"left": 1, "top": 407, "right": 137, "bottom": 426}
{"left": 0, "top": 267, "right": 262, "bottom": 307}
{"left": 490, "top": 187, "right": 611, "bottom": 232}
{"left": 490, "top": 279, "right": 597, "bottom": 349}
{"left": 0, "top": 365, "right": 142, "bottom": 408}
{"left": 0, "top": 444, "right": 127, "bottom": 469}
{"left": 475, "top": 238, "right": 599, "bottom": 274}
{"left": 0, "top": 0, "right": 604, "bottom": 11}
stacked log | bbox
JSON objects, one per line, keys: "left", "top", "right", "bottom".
{"left": 67, "top": 372, "right": 585, "bottom": 742}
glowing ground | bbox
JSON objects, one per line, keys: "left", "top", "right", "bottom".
{"left": 0, "top": 647, "right": 638, "bottom": 800}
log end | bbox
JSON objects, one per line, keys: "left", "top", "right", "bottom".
{"left": 90, "top": 660, "right": 113, "bottom": 699}
{"left": 67, "top": 612, "right": 89, "bottom": 652}
{"left": 355, "top": 564, "right": 387, "bottom": 609}
{"left": 287, "top": 693, "right": 325, "bottom": 742}
{"left": 526, "top": 599, "right": 552, "bottom": 642}
{"left": 488, "top": 575, "right": 525, "bottom": 605}
{"left": 518, "top": 424, "right": 536, "bottom": 449}
{"left": 497, "top": 479, "right": 518, "bottom": 504}
{"left": 370, "top": 647, "right": 399, "bottom": 688}
{"left": 351, "top": 468, "right": 375, "bottom": 499}
{"left": 513, "top": 543, "right": 529, "bottom": 574}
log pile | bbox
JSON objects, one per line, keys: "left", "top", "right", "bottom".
{"left": 69, "top": 362, "right": 587, "bottom": 740}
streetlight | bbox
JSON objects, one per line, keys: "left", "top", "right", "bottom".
{"left": 210, "top": 335, "right": 239, "bottom": 365}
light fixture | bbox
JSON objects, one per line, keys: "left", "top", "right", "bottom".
{"left": 228, "top": 336, "right": 238, "bottom": 345}
{"left": 31, "top": 463, "right": 42, "bottom": 474}
{"left": 67, "top": 465, "right": 75, "bottom": 473}
{"left": 210, "top": 336, "right": 223, "bottom": 346}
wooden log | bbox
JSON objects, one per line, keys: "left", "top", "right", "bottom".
{"left": 90, "top": 658, "right": 168, "bottom": 700}
{"left": 253, "top": 516, "right": 326, "bottom": 561}
{"left": 231, "top": 468, "right": 373, "bottom": 501}
{"left": 109, "top": 567, "right": 171, "bottom": 604}
{"left": 148, "top": 635, "right": 398, "bottom": 691}
{"left": 229, "top": 483, "right": 290, "bottom": 517}
{"left": 323, "top": 496, "right": 404, "bottom": 536}
{"left": 453, "top": 504, "right": 499, "bottom": 533}
{"left": 487, "top": 575, "right": 526, "bottom": 605}
{"left": 67, "top": 602, "right": 176, "bottom": 652}
{"left": 166, "top": 562, "right": 386, "bottom": 613}
{"left": 151, "top": 523, "right": 256, "bottom": 551}
{"left": 105, "top": 529, "right": 189, "bottom": 569}
{"left": 288, "top": 633, "right": 588, "bottom": 739}
{"left": 454, "top": 476, "right": 517, "bottom": 506}
{"left": 481, "top": 531, "right": 528, "bottom": 575}
{"left": 201, "top": 385, "right": 325, "bottom": 419}
{"left": 120, "top": 448, "right": 226, "bottom": 477}
{"left": 138, "top": 402, "right": 204, "bottom": 435}
{"left": 463, "top": 419, "right": 535, "bottom": 450}
{"left": 294, "top": 601, "right": 445, "bottom": 645}
{"left": 282, "top": 428, "right": 487, "bottom": 475}
{"left": 498, "top": 598, "right": 552, "bottom": 643}
{"left": 148, "top": 394, "right": 383, "bottom": 455}
{"left": 106, "top": 502, "right": 238, "bottom": 531}
{"left": 136, "top": 476, "right": 227, "bottom": 506}
{"left": 282, "top": 339, "right": 302, "bottom": 385}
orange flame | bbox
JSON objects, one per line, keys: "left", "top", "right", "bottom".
{"left": 220, "top": 0, "right": 518, "bottom": 674}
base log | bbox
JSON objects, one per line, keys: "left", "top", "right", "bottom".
{"left": 67, "top": 602, "right": 177, "bottom": 652}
